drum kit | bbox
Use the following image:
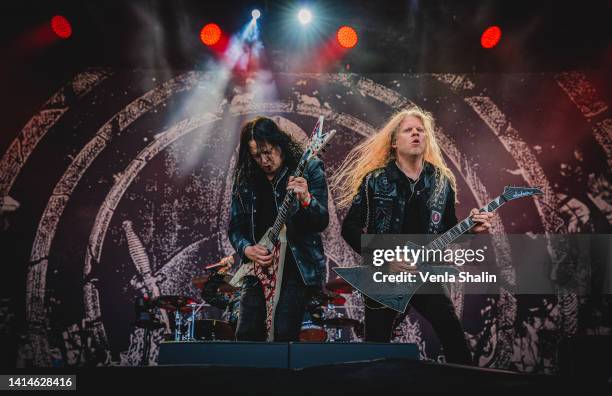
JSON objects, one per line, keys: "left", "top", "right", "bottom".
{"left": 146, "top": 256, "right": 238, "bottom": 342}
{"left": 146, "top": 255, "right": 362, "bottom": 343}
{"left": 299, "top": 276, "right": 363, "bottom": 342}
{"left": 153, "top": 295, "right": 236, "bottom": 342}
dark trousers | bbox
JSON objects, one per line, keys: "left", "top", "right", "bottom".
{"left": 235, "top": 257, "right": 311, "bottom": 342}
{"left": 364, "top": 283, "right": 472, "bottom": 365}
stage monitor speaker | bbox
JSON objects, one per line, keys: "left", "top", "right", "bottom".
{"left": 158, "top": 341, "right": 419, "bottom": 368}
{"left": 289, "top": 342, "right": 419, "bottom": 368}
{"left": 158, "top": 341, "right": 289, "bottom": 368}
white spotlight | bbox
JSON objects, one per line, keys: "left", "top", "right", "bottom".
{"left": 252, "top": 9, "right": 261, "bottom": 20}
{"left": 298, "top": 9, "right": 312, "bottom": 25}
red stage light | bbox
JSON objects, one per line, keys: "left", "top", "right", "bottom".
{"left": 337, "top": 26, "right": 358, "bottom": 49}
{"left": 481, "top": 25, "right": 502, "bottom": 49}
{"left": 200, "top": 23, "right": 222, "bottom": 46}
{"left": 51, "top": 15, "right": 72, "bottom": 39}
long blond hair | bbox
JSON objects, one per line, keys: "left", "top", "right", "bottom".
{"left": 331, "top": 105, "right": 457, "bottom": 208}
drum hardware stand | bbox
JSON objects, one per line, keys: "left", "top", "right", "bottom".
{"left": 182, "top": 303, "right": 208, "bottom": 341}
{"left": 174, "top": 310, "right": 183, "bottom": 341}
{"left": 328, "top": 306, "right": 342, "bottom": 342}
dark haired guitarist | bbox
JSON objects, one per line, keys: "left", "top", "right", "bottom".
{"left": 228, "top": 117, "right": 329, "bottom": 341}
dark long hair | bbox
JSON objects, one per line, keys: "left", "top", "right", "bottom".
{"left": 233, "top": 117, "right": 304, "bottom": 188}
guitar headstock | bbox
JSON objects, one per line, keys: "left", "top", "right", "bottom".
{"left": 502, "top": 186, "right": 543, "bottom": 202}
{"left": 305, "top": 116, "right": 336, "bottom": 160}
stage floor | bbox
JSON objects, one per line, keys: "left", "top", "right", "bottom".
{"left": 4, "top": 359, "right": 610, "bottom": 395}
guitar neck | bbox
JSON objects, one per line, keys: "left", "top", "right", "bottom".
{"left": 427, "top": 194, "right": 507, "bottom": 251}
{"left": 268, "top": 150, "right": 312, "bottom": 243}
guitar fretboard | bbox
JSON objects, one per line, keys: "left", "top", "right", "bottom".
{"left": 427, "top": 195, "right": 506, "bottom": 251}
{"left": 268, "top": 149, "right": 312, "bottom": 243}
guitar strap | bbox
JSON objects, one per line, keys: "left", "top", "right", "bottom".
{"left": 362, "top": 173, "right": 373, "bottom": 233}
{"left": 427, "top": 174, "right": 449, "bottom": 235}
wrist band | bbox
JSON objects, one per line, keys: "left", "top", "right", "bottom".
{"left": 301, "top": 193, "right": 311, "bottom": 208}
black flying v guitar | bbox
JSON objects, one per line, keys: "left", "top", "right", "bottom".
{"left": 334, "top": 186, "right": 543, "bottom": 313}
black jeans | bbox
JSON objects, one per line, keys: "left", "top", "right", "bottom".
{"left": 235, "top": 257, "right": 312, "bottom": 342}
{"left": 364, "top": 282, "right": 472, "bottom": 365}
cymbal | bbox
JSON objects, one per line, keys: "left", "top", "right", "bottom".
{"left": 192, "top": 274, "right": 235, "bottom": 291}
{"left": 325, "top": 277, "right": 353, "bottom": 294}
{"left": 310, "top": 289, "right": 346, "bottom": 306}
{"left": 217, "top": 282, "right": 238, "bottom": 293}
{"left": 191, "top": 275, "right": 211, "bottom": 290}
{"left": 153, "top": 295, "right": 200, "bottom": 313}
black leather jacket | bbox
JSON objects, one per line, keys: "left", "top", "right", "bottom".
{"left": 228, "top": 158, "right": 329, "bottom": 286}
{"left": 341, "top": 161, "right": 457, "bottom": 254}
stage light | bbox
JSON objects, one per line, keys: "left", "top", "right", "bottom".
{"left": 201, "top": 23, "right": 222, "bottom": 46}
{"left": 298, "top": 9, "right": 312, "bottom": 25}
{"left": 481, "top": 25, "right": 502, "bottom": 49}
{"left": 252, "top": 9, "right": 261, "bottom": 20}
{"left": 50, "top": 15, "right": 72, "bottom": 39}
{"left": 337, "top": 26, "right": 358, "bottom": 49}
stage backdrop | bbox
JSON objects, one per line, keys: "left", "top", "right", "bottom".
{"left": 1, "top": 69, "right": 610, "bottom": 372}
